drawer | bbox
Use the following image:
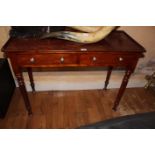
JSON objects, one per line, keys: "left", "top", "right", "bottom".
{"left": 17, "top": 54, "right": 78, "bottom": 66}
{"left": 80, "top": 53, "right": 134, "bottom": 66}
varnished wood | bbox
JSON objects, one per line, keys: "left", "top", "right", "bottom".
{"left": 27, "top": 67, "right": 35, "bottom": 91}
{"left": 2, "top": 31, "right": 145, "bottom": 53}
{"left": 104, "top": 66, "right": 113, "bottom": 90}
{"left": 15, "top": 72, "right": 32, "bottom": 115}
{"left": 2, "top": 31, "right": 146, "bottom": 114}
{"left": 0, "top": 88, "right": 155, "bottom": 129}
{"left": 113, "top": 70, "right": 132, "bottom": 111}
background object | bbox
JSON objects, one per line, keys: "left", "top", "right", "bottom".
{"left": 145, "top": 72, "right": 155, "bottom": 89}
{"left": 9, "top": 26, "right": 65, "bottom": 38}
{"left": 79, "top": 111, "right": 155, "bottom": 129}
{"left": 0, "top": 58, "right": 15, "bottom": 118}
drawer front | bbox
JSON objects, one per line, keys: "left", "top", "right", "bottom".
{"left": 80, "top": 53, "right": 135, "bottom": 66}
{"left": 17, "top": 54, "right": 78, "bottom": 66}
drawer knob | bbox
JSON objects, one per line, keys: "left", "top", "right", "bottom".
{"left": 60, "top": 57, "right": 64, "bottom": 63}
{"left": 30, "top": 57, "right": 35, "bottom": 63}
{"left": 92, "top": 56, "right": 97, "bottom": 61}
{"left": 119, "top": 57, "right": 123, "bottom": 61}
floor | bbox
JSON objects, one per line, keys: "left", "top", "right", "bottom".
{"left": 0, "top": 88, "right": 155, "bottom": 129}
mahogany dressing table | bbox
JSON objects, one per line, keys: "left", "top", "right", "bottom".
{"left": 2, "top": 31, "right": 146, "bottom": 115}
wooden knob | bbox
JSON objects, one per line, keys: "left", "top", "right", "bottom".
{"left": 119, "top": 57, "right": 123, "bottom": 61}
{"left": 30, "top": 57, "right": 35, "bottom": 63}
{"left": 92, "top": 56, "right": 97, "bottom": 61}
{"left": 60, "top": 57, "right": 64, "bottom": 62}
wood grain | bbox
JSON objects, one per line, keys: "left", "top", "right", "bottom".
{"left": 0, "top": 88, "right": 155, "bottom": 129}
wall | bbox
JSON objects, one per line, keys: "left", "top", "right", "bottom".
{"left": 119, "top": 26, "right": 155, "bottom": 72}
{"left": 0, "top": 26, "right": 155, "bottom": 91}
{"left": 0, "top": 26, "right": 10, "bottom": 58}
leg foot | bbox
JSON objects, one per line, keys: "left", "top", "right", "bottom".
{"left": 112, "top": 105, "right": 117, "bottom": 111}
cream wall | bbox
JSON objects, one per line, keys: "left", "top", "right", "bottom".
{"left": 119, "top": 26, "right": 155, "bottom": 69}
{"left": 0, "top": 26, "right": 10, "bottom": 57}
{"left": 0, "top": 26, "right": 155, "bottom": 91}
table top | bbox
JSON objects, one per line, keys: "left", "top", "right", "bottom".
{"left": 2, "top": 31, "right": 146, "bottom": 53}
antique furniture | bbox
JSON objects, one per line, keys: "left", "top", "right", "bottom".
{"left": 0, "top": 58, "right": 15, "bottom": 118}
{"left": 2, "top": 31, "right": 146, "bottom": 115}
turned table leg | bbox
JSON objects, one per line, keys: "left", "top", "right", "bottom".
{"left": 104, "top": 66, "right": 113, "bottom": 90}
{"left": 27, "top": 67, "right": 35, "bottom": 91}
{"left": 112, "top": 69, "right": 132, "bottom": 111}
{"left": 16, "top": 72, "right": 32, "bottom": 115}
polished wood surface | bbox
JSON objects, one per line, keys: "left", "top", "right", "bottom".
{"left": 0, "top": 88, "right": 155, "bottom": 129}
{"left": 2, "top": 31, "right": 145, "bottom": 52}
{"left": 2, "top": 31, "right": 145, "bottom": 114}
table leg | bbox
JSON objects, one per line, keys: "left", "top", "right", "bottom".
{"left": 27, "top": 67, "right": 35, "bottom": 91}
{"left": 16, "top": 72, "right": 32, "bottom": 115}
{"left": 104, "top": 66, "right": 113, "bottom": 90}
{"left": 112, "top": 69, "right": 132, "bottom": 111}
